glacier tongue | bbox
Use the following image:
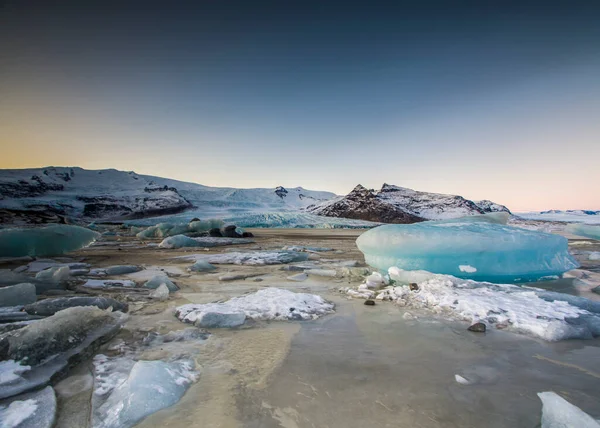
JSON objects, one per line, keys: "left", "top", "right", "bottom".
{"left": 356, "top": 217, "right": 578, "bottom": 283}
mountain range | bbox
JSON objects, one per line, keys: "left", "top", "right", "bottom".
{"left": 0, "top": 167, "right": 510, "bottom": 225}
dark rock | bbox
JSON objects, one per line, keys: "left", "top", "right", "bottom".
{"left": 222, "top": 225, "right": 242, "bottom": 238}
{"left": 409, "top": 283, "right": 419, "bottom": 291}
{"left": 364, "top": 300, "right": 376, "bottom": 306}
{"left": 0, "top": 283, "right": 37, "bottom": 307}
{"left": 242, "top": 231, "right": 254, "bottom": 238}
{"left": 592, "top": 286, "right": 600, "bottom": 295}
{"left": 189, "top": 217, "right": 201, "bottom": 223}
{"left": 468, "top": 322, "right": 486, "bottom": 333}
{"left": 24, "top": 296, "right": 129, "bottom": 316}
{"left": 208, "top": 228, "right": 223, "bottom": 237}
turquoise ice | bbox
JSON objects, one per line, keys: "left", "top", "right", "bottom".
{"left": 356, "top": 219, "right": 578, "bottom": 283}
{"left": 0, "top": 225, "right": 100, "bottom": 257}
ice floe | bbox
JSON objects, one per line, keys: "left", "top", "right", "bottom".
{"left": 82, "top": 279, "right": 136, "bottom": 289}
{"left": 343, "top": 267, "right": 600, "bottom": 341}
{"left": 176, "top": 288, "right": 334, "bottom": 326}
{"left": 158, "top": 235, "right": 254, "bottom": 249}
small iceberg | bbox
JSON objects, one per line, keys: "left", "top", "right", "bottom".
{"left": 0, "top": 225, "right": 100, "bottom": 257}
{"left": 538, "top": 391, "right": 600, "bottom": 427}
{"left": 356, "top": 217, "right": 578, "bottom": 283}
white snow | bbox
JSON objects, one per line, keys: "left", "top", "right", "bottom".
{"left": 176, "top": 288, "right": 334, "bottom": 324}
{"left": 454, "top": 374, "right": 470, "bottom": 385}
{"left": 518, "top": 210, "right": 600, "bottom": 225}
{"left": 538, "top": 391, "right": 600, "bottom": 428}
{"left": 0, "top": 398, "right": 38, "bottom": 428}
{"left": 343, "top": 267, "right": 600, "bottom": 341}
{"left": 459, "top": 265, "right": 477, "bottom": 273}
{"left": 0, "top": 360, "right": 31, "bottom": 386}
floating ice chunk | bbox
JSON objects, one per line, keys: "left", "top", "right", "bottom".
{"left": 158, "top": 235, "right": 253, "bottom": 249}
{"left": 383, "top": 268, "right": 600, "bottom": 341}
{"left": 287, "top": 273, "right": 308, "bottom": 282}
{"left": 357, "top": 221, "right": 578, "bottom": 283}
{"left": 454, "top": 374, "right": 470, "bottom": 385}
{"left": 23, "top": 297, "right": 128, "bottom": 316}
{"left": 0, "top": 284, "right": 36, "bottom": 307}
{"left": 188, "top": 260, "right": 216, "bottom": 272}
{"left": 144, "top": 275, "right": 178, "bottom": 292}
{"left": 93, "top": 359, "right": 197, "bottom": 428}
{"left": 35, "top": 266, "right": 70, "bottom": 282}
{"left": 176, "top": 251, "right": 309, "bottom": 266}
{"left": 176, "top": 288, "right": 334, "bottom": 324}
{"left": 1, "top": 307, "right": 126, "bottom": 399}
{"left": 566, "top": 224, "right": 600, "bottom": 241}
{"left": 149, "top": 284, "right": 170, "bottom": 301}
{"left": 538, "top": 391, "right": 600, "bottom": 428}
{"left": 194, "top": 311, "right": 246, "bottom": 328}
{"left": 0, "top": 225, "right": 100, "bottom": 257}
{"left": 104, "top": 265, "right": 142, "bottom": 275}
{"left": 459, "top": 265, "right": 477, "bottom": 273}
{"left": 82, "top": 279, "right": 136, "bottom": 289}
{"left": 305, "top": 269, "right": 337, "bottom": 277}
{"left": 589, "top": 252, "right": 600, "bottom": 261}
{"left": 0, "top": 386, "right": 56, "bottom": 428}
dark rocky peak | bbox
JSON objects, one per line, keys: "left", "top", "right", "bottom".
{"left": 275, "top": 186, "right": 288, "bottom": 199}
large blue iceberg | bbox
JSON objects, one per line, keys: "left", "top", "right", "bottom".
{"left": 0, "top": 225, "right": 100, "bottom": 257}
{"left": 356, "top": 217, "right": 579, "bottom": 283}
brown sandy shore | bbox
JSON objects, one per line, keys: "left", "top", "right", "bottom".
{"left": 4, "top": 228, "right": 600, "bottom": 428}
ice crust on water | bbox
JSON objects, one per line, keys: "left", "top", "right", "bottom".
{"left": 158, "top": 235, "right": 254, "bottom": 249}
{"left": 538, "top": 392, "right": 600, "bottom": 428}
{"left": 93, "top": 359, "right": 197, "bottom": 428}
{"left": 566, "top": 223, "right": 600, "bottom": 240}
{"left": 356, "top": 219, "right": 578, "bottom": 282}
{"left": 0, "top": 225, "right": 100, "bottom": 257}
{"left": 347, "top": 268, "right": 600, "bottom": 341}
{"left": 176, "top": 251, "right": 309, "bottom": 266}
{"left": 176, "top": 288, "right": 334, "bottom": 325}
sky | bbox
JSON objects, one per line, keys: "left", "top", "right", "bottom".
{"left": 1, "top": 0, "right": 599, "bottom": 211}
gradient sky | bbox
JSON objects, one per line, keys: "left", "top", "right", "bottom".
{"left": 1, "top": 0, "right": 599, "bottom": 211}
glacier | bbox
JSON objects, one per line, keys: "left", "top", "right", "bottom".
{"left": 356, "top": 218, "right": 578, "bottom": 283}
{"left": 0, "top": 225, "right": 99, "bottom": 257}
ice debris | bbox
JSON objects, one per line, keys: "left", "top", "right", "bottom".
{"left": 82, "top": 279, "right": 136, "bottom": 289}
{"left": 23, "top": 297, "right": 128, "bottom": 316}
{"left": 34, "top": 266, "right": 70, "bottom": 282}
{"left": 343, "top": 267, "right": 600, "bottom": 341}
{"left": 176, "top": 251, "right": 309, "bottom": 266}
{"left": 356, "top": 219, "right": 578, "bottom": 283}
{"left": 538, "top": 391, "right": 600, "bottom": 428}
{"left": 0, "top": 284, "right": 36, "bottom": 307}
{"left": 144, "top": 275, "right": 178, "bottom": 292}
{"left": 92, "top": 359, "right": 197, "bottom": 428}
{"left": 158, "top": 235, "right": 253, "bottom": 249}
{"left": 176, "top": 288, "right": 334, "bottom": 325}
{"left": 149, "top": 283, "right": 170, "bottom": 301}
{"left": 0, "top": 225, "right": 100, "bottom": 257}
{"left": 188, "top": 260, "right": 217, "bottom": 272}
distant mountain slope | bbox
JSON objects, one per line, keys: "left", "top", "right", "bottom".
{"left": 308, "top": 183, "right": 510, "bottom": 222}
{"left": 517, "top": 210, "right": 600, "bottom": 224}
{"left": 0, "top": 167, "right": 336, "bottom": 224}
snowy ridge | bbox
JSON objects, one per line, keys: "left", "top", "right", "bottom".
{"left": 517, "top": 210, "right": 600, "bottom": 224}
{"left": 308, "top": 183, "right": 510, "bottom": 222}
{"left": 0, "top": 167, "right": 336, "bottom": 223}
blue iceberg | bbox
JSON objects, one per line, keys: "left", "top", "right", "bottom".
{"left": 0, "top": 225, "right": 100, "bottom": 257}
{"left": 356, "top": 219, "right": 579, "bottom": 283}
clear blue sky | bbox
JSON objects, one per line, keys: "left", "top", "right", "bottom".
{"left": 1, "top": 0, "right": 599, "bottom": 210}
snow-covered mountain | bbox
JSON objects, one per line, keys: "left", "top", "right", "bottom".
{"left": 517, "top": 210, "right": 600, "bottom": 224}
{"left": 308, "top": 183, "right": 510, "bottom": 223}
{"left": 0, "top": 167, "right": 336, "bottom": 224}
